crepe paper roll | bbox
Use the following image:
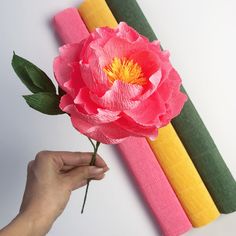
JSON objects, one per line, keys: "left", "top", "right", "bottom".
{"left": 54, "top": 4, "right": 192, "bottom": 235}
{"left": 78, "top": 0, "right": 220, "bottom": 227}
{"left": 105, "top": 0, "right": 236, "bottom": 214}
{"left": 53, "top": 8, "right": 89, "bottom": 44}
{"left": 172, "top": 88, "right": 236, "bottom": 214}
{"left": 78, "top": 0, "right": 117, "bottom": 32}
{"left": 148, "top": 124, "right": 219, "bottom": 226}
{"left": 118, "top": 137, "right": 192, "bottom": 236}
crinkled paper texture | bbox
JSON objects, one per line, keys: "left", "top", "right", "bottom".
{"left": 54, "top": 21, "right": 187, "bottom": 144}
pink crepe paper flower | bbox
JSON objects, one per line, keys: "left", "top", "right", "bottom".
{"left": 54, "top": 22, "right": 187, "bottom": 144}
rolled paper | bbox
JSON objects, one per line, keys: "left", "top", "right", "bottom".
{"left": 79, "top": 0, "right": 220, "bottom": 227}
{"left": 78, "top": 0, "right": 117, "bottom": 32}
{"left": 105, "top": 0, "right": 236, "bottom": 214}
{"left": 148, "top": 124, "right": 219, "bottom": 226}
{"left": 172, "top": 94, "right": 236, "bottom": 213}
{"left": 53, "top": 4, "right": 193, "bottom": 235}
{"left": 118, "top": 137, "right": 192, "bottom": 236}
{"left": 53, "top": 8, "right": 89, "bottom": 44}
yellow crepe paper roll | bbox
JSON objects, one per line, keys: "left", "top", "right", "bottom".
{"left": 148, "top": 124, "right": 220, "bottom": 226}
{"left": 79, "top": 0, "right": 117, "bottom": 31}
{"left": 78, "top": 0, "right": 220, "bottom": 227}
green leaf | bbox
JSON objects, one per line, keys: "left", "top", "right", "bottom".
{"left": 12, "top": 53, "right": 39, "bottom": 93}
{"left": 23, "top": 92, "right": 65, "bottom": 115}
{"left": 25, "top": 66, "right": 56, "bottom": 93}
{"left": 12, "top": 52, "right": 56, "bottom": 93}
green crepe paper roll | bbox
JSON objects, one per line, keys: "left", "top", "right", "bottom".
{"left": 105, "top": 0, "right": 236, "bottom": 213}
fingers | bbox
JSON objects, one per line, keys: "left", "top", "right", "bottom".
{"left": 33, "top": 150, "right": 109, "bottom": 191}
{"left": 38, "top": 151, "right": 108, "bottom": 169}
{"left": 64, "top": 166, "right": 108, "bottom": 190}
{"left": 92, "top": 173, "right": 105, "bottom": 181}
{"left": 59, "top": 152, "right": 109, "bottom": 171}
{"left": 77, "top": 174, "right": 106, "bottom": 188}
{"left": 34, "top": 151, "right": 109, "bottom": 172}
{"left": 59, "top": 152, "right": 107, "bottom": 168}
{"left": 27, "top": 160, "right": 34, "bottom": 172}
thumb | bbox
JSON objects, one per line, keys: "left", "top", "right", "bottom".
{"left": 64, "top": 166, "right": 106, "bottom": 190}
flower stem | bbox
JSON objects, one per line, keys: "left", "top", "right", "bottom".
{"left": 88, "top": 137, "right": 96, "bottom": 150}
{"left": 81, "top": 140, "right": 100, "bottom": 214}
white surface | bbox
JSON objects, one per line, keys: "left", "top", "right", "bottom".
{"left": 0, "top": 0, "right": 235, "bottom": 235}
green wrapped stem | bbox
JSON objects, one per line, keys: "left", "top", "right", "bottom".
{"left": 81, "top": 140, "right": 100, "bottom": 214}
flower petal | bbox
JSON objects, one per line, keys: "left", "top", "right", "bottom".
{"left": 90, "top": 80, "right": 143, "bottom": 111}
{"left": 71, "top": 114, "right": 128, "bottom": 144}
{"left": 62, "top": 92, "right": 120, "bottom": 125}
{"left": 138, "top": 69, "right": 162, "bottom": 101}
{"left": 80, "top": 56, "right": 110, "bottom": 95}
{"left": 54, "top": 43, "right": 83, "bottom": 92}
{"left": 74, "top": 87, "right": 98, "bottom": 114}
{"left": 130, "top": 50, "right": 160, "bottom": 78}
{"left": 116, "top": 114, "right": 158, "bottom": 139}
{"left": 125, "top": 90, "right": 166, "bottom": 127}
{"left": 63, "top": 62, "right": 85, "bottom": 97}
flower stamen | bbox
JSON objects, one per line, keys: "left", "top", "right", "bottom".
{"left": 103, "top": 57, "right": 147, "bottom": 86}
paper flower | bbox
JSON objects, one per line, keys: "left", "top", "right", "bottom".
{"left": 12, "top": 22, "right": 187, "bottom": 213}
{"left": 54, "top": 22, "right": 187, "bottom": 144}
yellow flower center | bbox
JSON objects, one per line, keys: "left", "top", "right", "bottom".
{"left": 103, "top": 57, "right": 146, "bottom": 86}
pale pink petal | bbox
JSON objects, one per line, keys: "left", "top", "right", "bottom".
{"left": 149, "top": 41, "right": 170, "bottom": 62}
{"left": 156, "top": 61, "right": 173, "bottom": 87}
{"left": 53, "top": 43, "right": 83, "bottom": 91}
{"left": 59, "top": 94, "right": 74, "bottom": 113}
{"left": 84, "top": 29, "right": 115, "bottom": 64}
{"left": 116, "top": 22, "right": 141, "bottom": 42}
{"left": 74, "top": 87, "right": 98, "bottom": 114}
{"left": 77, "top": 108, "right": 120, "bottom": 125}
{"left": 95, "top": 27, "right": 116, "bottom": 43}
{"left": 138, "top": 69, "right": 162, "bottom": 101}
{"left": 116, "top": 22, "right": 150, "bottom": 43}
{"left": 159, "top": 69, "right": 187, "bottom": 124}
{"left": 90, "top": 80, "right": 143, "bottom": 111}
{"left": 116, "top": 114, "right": 158, "bottom": 138}
{"left": 158, "top": 72, "right": 180, "bottom": 101}
{"left": 80, "top": 60, "right": 110, "bottom": 96}
{"left": 168, "top": 91, "right": 187, "bottom": 117}
{"left": 100, "top": 37, "right": 147, "bottom": 67}
{"left": 62, "top": 93, "right": 120, "bottom": 125}
{"left": 71, "top": 114, "right": 128, "bottom": 144}
{"left": 79, "top": 35, "right": 94, "bottom": 63}
{"left": 61, "top": 94, "right": 121, "bottom": 125}
{"left": 63, "top": 62, "right": 85, "bottom": 97}
{"left": 125, "top": 91, "right": 166, "bottom": 127}
{"left": 159, "top": 68, "right": 183, "bottom": 101}
{"left": 100, "top": 37, "right": 133, "bottom": 67}
{"left": 80, "top": 28, "right": 114, "bottom": 63}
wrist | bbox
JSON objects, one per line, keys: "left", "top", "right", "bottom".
{"left": 0, "top": 211, "right": 54, "bottom": 236}
{"left": 17, "top": 209, "right": 55, "bottom": 236}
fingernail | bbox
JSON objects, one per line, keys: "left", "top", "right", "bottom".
{"left": 90, "top": 167, "right": 104, "bottom": 175}
{"left": 104, "top": 166, "right": 110, "bottom": 172}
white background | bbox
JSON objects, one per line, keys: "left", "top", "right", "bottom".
{"left": 0, "top": 0, "right": 235, "bottom": 235}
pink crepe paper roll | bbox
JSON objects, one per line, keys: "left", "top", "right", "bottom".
{"left": 53, "top": 8, "right": 89, "bottom": 44}
{"left": 118, "top": 137, "right": 192, "bottom": 235}
{"left": 53, "top": 8, "right": 192, "bottom": 236}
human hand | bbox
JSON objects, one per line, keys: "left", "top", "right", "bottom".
{"left": 1, "top": 151, "right": 108, "bottom": 236}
